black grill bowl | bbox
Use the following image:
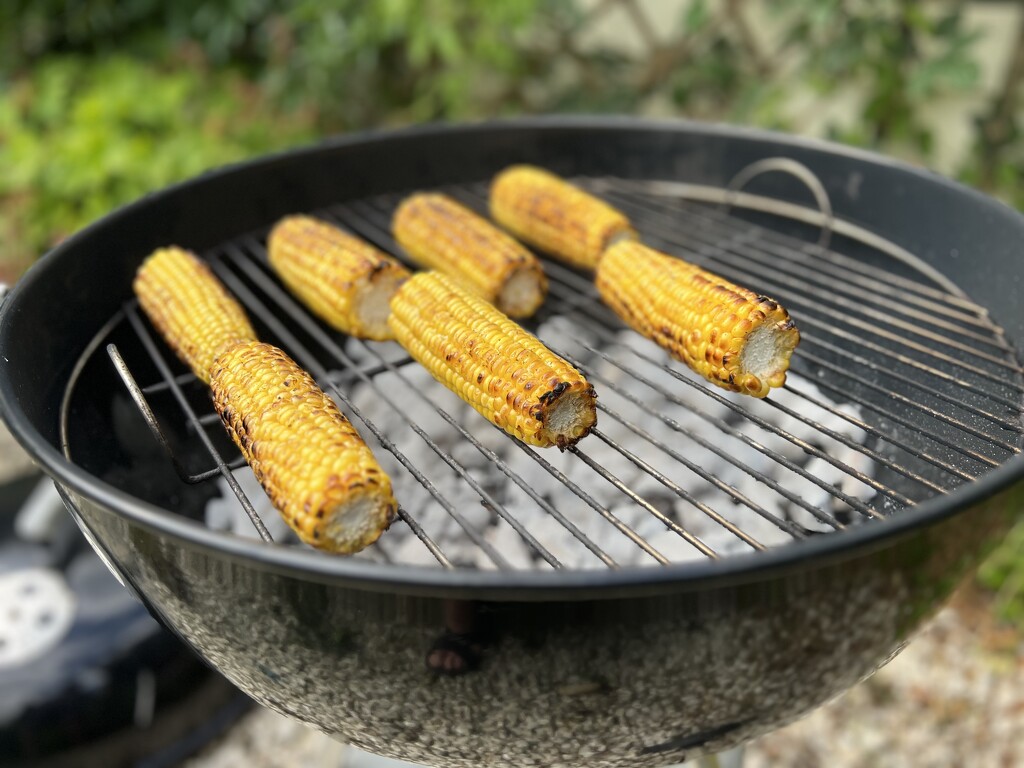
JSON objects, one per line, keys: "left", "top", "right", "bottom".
{"left": 1, "top": 118, "right": 1023, "bottom": 767}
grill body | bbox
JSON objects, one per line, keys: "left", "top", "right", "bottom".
{"left": 1, "top": 118, "right": 1023, "bottom": 766}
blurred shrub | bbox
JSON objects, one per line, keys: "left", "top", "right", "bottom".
{"left": 0, "top": 54, "right": 315, "bottom": 269}
{"left": 978, "top": 522, "right": 1024, "bottom": 629}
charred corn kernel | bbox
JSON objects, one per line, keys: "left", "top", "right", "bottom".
{"left": 211, "top": 341, "right": 397, "bottom": 553}
{"left": 388, "top": 272, "right": 596, "bottom": 449}
{"left": 133, "top": 246, "right": 257, "bottom": 385}
{"left": 268, "top": 215, "right": 411, "bottom": 340}
{"left": 490, "top": 165, "right": 637, "bottom": 270}
{"left": 596, "top": 241, "right": 800, "bottom": 398}
{"left": 392, "top": 193, "right": 547, "bottom": 318}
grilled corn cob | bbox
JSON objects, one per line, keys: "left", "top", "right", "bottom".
{"left": 596, "top": 240, "right": 800, "bottom": 398}
{"left": 133, "top": 246, "right": 257, "bottom": 384}
{"left": 268, "top": 215, "right": 411, "bottom": 340}
{"left": 490, "top": 165, "right": 637, "bottom": 270}
{"left": 392, "top": 193, "right": 547, "bottom": 318}
{"left": 211, "top": 341, "right": 397, "bottom": 553}
{"left": 388, "top": 272, "right": 596, "bottom": 449}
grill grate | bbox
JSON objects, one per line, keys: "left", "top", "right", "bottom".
{"left": 76, "top": 174, "right": 1024, "bottom": 571}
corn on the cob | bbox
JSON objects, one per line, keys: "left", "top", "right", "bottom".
{"left": 268, "top": 215, "right": 411, "bottom": 340}
{"left": 388, "top": 272, "right": 596, "bottom": 449}
{"left": 133, "top": 246, "right": 257, "bottom": 384}
{"left": 596, "top": 241, "right": 800, "bottom": 398}
{"left": 210, "top": 341, "right": 397, "bottom": 553}
{"left": 392, "top": 193, "right": 548, "bottom": 318}
{"left": 490, "top": 165, "right": 637, "bottom": 270}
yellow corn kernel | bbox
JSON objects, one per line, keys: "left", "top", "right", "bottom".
{"left": 268, "top": 215, "right": 411, "bottom": 340}
{"left": 388, "top": 272, "right": 596, "bottom": 449}
{"left": 210, "top": 341, "right": 397, "bottom": 554}
{"left": 490, "top": 165, "right": 637, "bottom": 270}
{"left": 393, "top": 193, "right": 547, "bottom": 318}
{"left": 596, "top": 241, "right": 800, "bottom": 398}
{"left": 133, "top": 246, "right": 257, "bottom": 385}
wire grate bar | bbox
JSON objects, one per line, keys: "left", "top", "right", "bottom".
{"left": 792, "top": 309, "right": 1024, "bottom": 402}
{"left": 581, "top": 364, "right": 848, "bottom": 528}
{"left": 783, "top": 380, "right": 978, "bottom": 484}
{"left": 567, "top": 443, "right": 721, "bottom": 557}
{"left": 593, "top": 405, "right": 812, "bottom": 539}
{"left": 394, "top": 506, "right": 453, "bottom": 569}
{"left": 590, "top": 425, "right": 768, "bottom": 549}
{"left": 508, "top": 439, "right": 672, "bottom": 565}
{"left": 572, "top": 342, "right": 895, "bottom": 514}
{"left": 797, "top": 349, "right": 1019, "bottom": 455}
{"left": 799, "top": 331, "right": 1023, "bottom": 430}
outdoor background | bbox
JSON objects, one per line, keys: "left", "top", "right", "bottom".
{"left": 1, "top": 1, "right": 1022, "bottom": 764}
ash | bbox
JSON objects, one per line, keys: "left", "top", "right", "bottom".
{"left": 207, "top": 319, "right": 876, "bottom": 570}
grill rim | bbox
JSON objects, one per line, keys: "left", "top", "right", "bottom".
{"left": 2, "top": 115, "right": 1023, "bottom": 597}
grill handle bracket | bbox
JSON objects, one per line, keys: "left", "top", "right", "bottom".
{"left": 726, "top": 157, "right": 834, "bottom": 251}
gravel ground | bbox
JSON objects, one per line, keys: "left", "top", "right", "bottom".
{"left": 185, "top": 589, "right": 1023, "bottom": 768}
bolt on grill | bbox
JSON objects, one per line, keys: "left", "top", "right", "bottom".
{"left": 72, "top": 171, "right": 1024, "bottom": 572}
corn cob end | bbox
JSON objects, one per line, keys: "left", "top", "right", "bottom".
{"left": 533, "top": 378, "right": 598, "bottom": 450}
{"left": 497, "top": 262, "right": 547, "bottom": 318}
{"left": 268, "top": 215, "right": 410, "bottom": 341}
{"left": 354, "top": 265, "right": 410, "bottom": 340}
{"left": 732, "top": 304, "right": 800, "bottom": 397}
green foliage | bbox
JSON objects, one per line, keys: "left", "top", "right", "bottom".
{"left": 977, "top": 522, "right": 1024, "bottom": 629}
{"left": 261, "top": 0, "right": 558, "bottom": 128}
{"left": 0, "top": 54, "right": 315, "bottom": 267}
{"left": 779, "top": 0, "right": 980, "bottom": 158}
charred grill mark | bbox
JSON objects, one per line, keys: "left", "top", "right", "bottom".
{"left": 539, "top": 380, "right": 570, "bottom": 405}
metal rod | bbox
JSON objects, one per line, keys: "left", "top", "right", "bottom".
{"left": 594, "top": 405, "right": 812, "bottom": 538}
{"left": 121, "top": 313, "right": 274, "bottom": 543}
{"left": 570, "top": 442, "right": 721, "bottom": 558}
{"left": 574, "top": 351, "right": 879, "bottom": 522}
{"left": 588, "top": 427, "right": 765, "bottom": 550}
